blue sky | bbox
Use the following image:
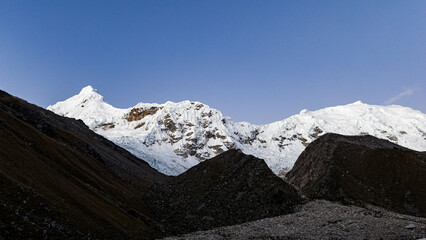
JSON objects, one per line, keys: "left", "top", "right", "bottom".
{"left": 0, "top": 1, "right": 425, "bottom": 124}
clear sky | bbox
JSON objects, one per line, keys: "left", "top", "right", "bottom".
{"left": 0, "top": 1, "right": 425, "bottom": 124}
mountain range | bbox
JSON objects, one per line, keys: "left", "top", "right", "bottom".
{"left": 1, "top": 88, "right": 425, "bottom": 239}
{"left": 48, "top": 86, "right": 426, "bottom": 176}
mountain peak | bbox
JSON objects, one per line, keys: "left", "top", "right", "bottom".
{"left": 351, "top": 100, "right": 364, "bottom": 105}
{"left": 47, "top": 86, "right": 116, "bottom": 128}
{"left": 77, "top": 85, "right": 103, "bottom": 101}
{"left": 79, "top": 85, "right": 96, "bottom": 94}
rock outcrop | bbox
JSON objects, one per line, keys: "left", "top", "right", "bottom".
{"left": 286, "top": 133, "right": 426, "bottom": 217}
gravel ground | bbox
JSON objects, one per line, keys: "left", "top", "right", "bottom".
{"left": 163, "top": 200, "right": 426, "bottom": 240}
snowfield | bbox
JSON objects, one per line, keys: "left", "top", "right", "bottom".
{"left": 48, "top": 86, "right": 426, "bottom": 176}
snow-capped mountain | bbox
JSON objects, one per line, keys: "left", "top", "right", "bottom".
{"left": 48, "top": 86, "right": 426, "bottom": 176}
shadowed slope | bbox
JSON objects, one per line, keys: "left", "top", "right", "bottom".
{"left": 0, "top": 90, "right": 166, "bottom": 239}
{"left": 286, "top": 133, "right": 426, "bottom": 217}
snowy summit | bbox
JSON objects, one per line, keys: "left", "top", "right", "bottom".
{"left": 48, "top": 86, "right": 426, "bottom": 176}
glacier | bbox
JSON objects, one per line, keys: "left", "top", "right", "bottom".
{"left": 47, "top": 86, "right": 426, "bottom": 176}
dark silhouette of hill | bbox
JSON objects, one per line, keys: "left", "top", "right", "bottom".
{"left": 144, "top": 149, "right": 302, "bottom": 236}
{"left": 286, "top": 133, "right": 426, "bottom": 217}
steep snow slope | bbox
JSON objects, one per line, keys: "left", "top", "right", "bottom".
{"left": 48, "top": 86, "right": 426, "bottom": 176}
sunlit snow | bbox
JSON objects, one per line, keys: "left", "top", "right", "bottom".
{"left": 48, "top": 86, "right": 426, "bottom": 176}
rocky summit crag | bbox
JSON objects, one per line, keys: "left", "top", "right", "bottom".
{"left": 48, "top": 86, "right": 426, "bottom": 177}
{"left": 286, "top": 133, "right": 426, "bottom": 217}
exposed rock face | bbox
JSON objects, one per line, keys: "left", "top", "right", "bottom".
{"left": 286, "top": 133, "right": 426, "bottom": 217}
{"left": 144, "top": 150, "right": 302, "bottom": 237}
{"left": 0, "top": 90, "right": 166, "bottom": 239}
{"left": 125, "top": 106, "right": 160, "bottom": 122}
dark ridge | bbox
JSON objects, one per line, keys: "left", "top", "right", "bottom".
{"left": 0, "top": 90, "right": 166, "bottom": 239}
{"left": 286, "top": 133, "right": 426, "bottom": 217}
{"left": 144, "top": 149, "right": 302, "bottom": 237}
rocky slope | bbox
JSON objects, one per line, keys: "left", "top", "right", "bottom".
{"left": 164, "top": 200, "right": 426, "bottom": 240}
{"left": 286, "top": 133, "right": 426, "bottom": 217}
{"left": 0, "top": 89, "right": 166, "bottom": 239}
{"left": 143, "top": 149, "right": 302, "bottom": 237}
{"left": 48, "top": 86, "right": 426, "bottom": 176}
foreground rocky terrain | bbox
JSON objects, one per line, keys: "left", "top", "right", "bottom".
{"left": 164, "top": 200, "right": 426, "bottom": 240}
{"left": 164, "top": 134, "right": 426, "bottom": 240}
{"left": 286, "top": 133, "right": 426, "bottom": 217}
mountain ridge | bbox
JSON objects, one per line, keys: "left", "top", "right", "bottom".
{"left": 48, "top": 86, "right": 426, "bottom": 176}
